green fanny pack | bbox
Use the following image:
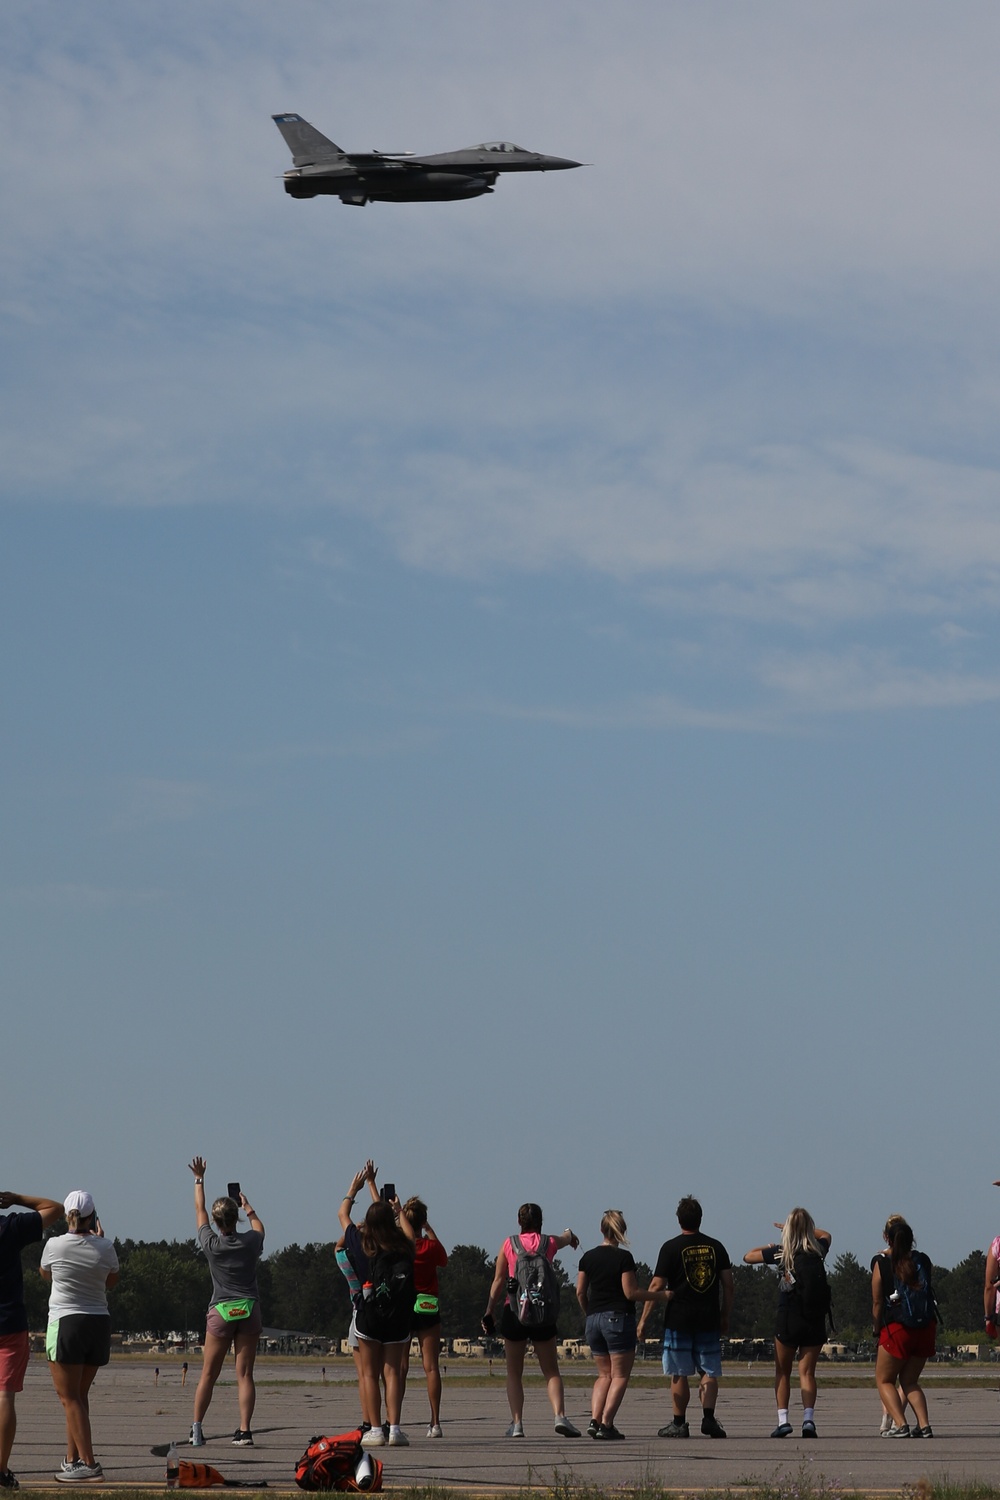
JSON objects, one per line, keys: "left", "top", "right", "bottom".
{"left": 414, "top": 1293, "right": 439, "bottom": 1316}
{"left": 215, "top": 1298, "right": 255, "bottom": 1323}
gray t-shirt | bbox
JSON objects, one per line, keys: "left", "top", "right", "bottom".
{"left": 197, "top": 1224, "right": 263, "bottom": 1306}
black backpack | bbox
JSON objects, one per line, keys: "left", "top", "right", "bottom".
{"left": 508, "top": 1234, "right": 561, "bottom": 1326}
{"left": 790, "top": 1250, "right": 833, "bottom": 1331}
{"left": 358, "top": 1248, "right": 414, "bottom": 1338}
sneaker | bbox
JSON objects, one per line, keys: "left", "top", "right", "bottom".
{"left": 802, "top": 1421, "right": 817, "bottom": 1438}
{"left": 232, "top": 1431, "right": 254, "bottom": 1447}
{"left": 880, "top": 1413, "right": 893, "bottom": 1436}
{"left": 505, "top": 1420, "right": 524, "bottom": 1438}
{"left": 56, "top": 1463, "right": 103, "bottom": 1483}
{"left": 60, "top": 1463, "right": 82, "bottom": 1476}
{"left": 595, "top": 1424, "right": 625, "bottom": 1440}
{"left": 701, "top": 1415, "right": 727, "bottom": 1438}
{"left": 554, "top": 1417, "right": 581, "bottom": 1437}
{"left": 387, "top": 1428, "right": 409, "bottom": 1446}
{"left": 426, "top": 1424, "right": 442, "bottom": 1439}
{"left": 190, "top": 1424, "right": 205, "bottom": 1449}
{"left": 587, "top": 1418, "right": 601, "bottom": 1437}
{"left": 887, "top": 1423, "right": 911, "bottom": 1438}
{"left": 360, "top": 1428, "right": 386, "bottom": 1449}
{"left": 912, "top": 1425, "right": 933, "bottom": 1438}
{"left": 771, "top": 1422, "right": 793, "bottom": 1438}
{"left": 657, "top": 1420, "right": 689, "bottom": 1438}
{"left": 0, "top": 1473, "right": 19, "bottom": 1490}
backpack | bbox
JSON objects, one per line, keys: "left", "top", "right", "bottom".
{"left": 879, "top": 1252, "right": 936, "bottom": 1329}
{"left": 508, "top": 1234, "right": 560, "bottom": 1327}
{"left": 295, "top": 1432, "right": 383, "bottom": 1493}
{"left": 357, "top": 1248, "right": 414, "bottom": 1339}
{"left": 790, "top": 1250, "right": 833, "bottom": 1331}
{"left": 177, "top": 1463, "right": 228, "bottom": 1488}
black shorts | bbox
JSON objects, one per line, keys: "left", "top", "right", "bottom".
{"left": 411, "top": 1311, "right": 442, "bottom": 1334}
{"left": 46, "top": 1314, "right": 112, "bottom": 1367}
{"left": 775, "top": 1302, "right": 825, "bottom": 1353}
{"left": 501, "top": 1304, "right": 557, "bottom": 1345}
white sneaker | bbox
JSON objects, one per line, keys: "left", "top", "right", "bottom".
{"left": 426, "top": 1424, "right": 442, "bottom": 1438}
{"left": 56, "top": 1463, "right": 103, "bottom": 1483}
{"left": 360, "top": 1428, "right": 386, "bottom": 1449}
{"left": 554, "top": 1416, "right": 581, "bottom": 1437}
{"left": 387, "top": 1428, "right": 409, "bottom": 1447}
{"left": 190, "top": 1424, "right": 205, "bottom": 1448}
{"left": 506, "top": 1420, "right": 524, "bottom": 1438}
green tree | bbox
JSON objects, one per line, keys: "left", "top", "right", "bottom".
{"left": 729, "top": 1263, "right": 779, "bottom": 1338}
{"left": 438, "top": 1243, "right": 494, "bottom": 1338}
{"left": 262, "top": 1243, "right": 352, "bottom": 1337}
{"left": 935, "top": 1250, "right": 986, "bottom": 1334}
{"left": 827, "top": 1251, "right": 873, "bottom": 1339}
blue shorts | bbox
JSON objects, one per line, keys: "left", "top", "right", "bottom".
{"left": 662, "top": 1329, "right": 722, "bottom": 1379}
{"left": 586, "top": 1309, "right": 637, "bottom": 1356}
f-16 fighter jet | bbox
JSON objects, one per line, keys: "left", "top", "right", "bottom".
{"left": 273, "top": 114, "right": 583, "bottom": 205}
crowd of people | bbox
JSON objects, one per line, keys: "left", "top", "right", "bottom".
{"left": 0, "top": 1167, "right": 995, "bottom": 1485}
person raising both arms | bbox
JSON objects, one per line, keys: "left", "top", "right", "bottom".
{"left": 187, "top": 1159, "right": 265, "bottom": 1450}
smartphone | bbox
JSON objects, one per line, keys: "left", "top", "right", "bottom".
{"left": 228, "top": 1182, "right": 241, "bottom": 1203}
{"left": 380, "top": 1182, "right": 396, "bottom": 1203}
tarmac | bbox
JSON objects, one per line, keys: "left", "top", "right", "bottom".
{"left": 8, "top": 1358, "right": 1000, "bottom": 1490}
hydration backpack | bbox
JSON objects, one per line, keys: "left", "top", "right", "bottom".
{"left": 295, "top": 1432, "right": 383, "bottom": 1493}
{"left": 879, "top": 1252, "right": 936, "bottom": 1329}
{"left": 508, "top": 1234, "right": 560, "bottom": 1326}
{"left": 790, "top": 1250, "right": 833, "bottom": 1331}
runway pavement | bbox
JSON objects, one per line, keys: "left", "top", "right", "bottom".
{"left": 9, "top": 1359, "right": 1000, "bottom": 1490}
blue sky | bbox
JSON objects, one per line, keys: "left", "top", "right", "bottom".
{"left": 3, "top": 1, "right": 1000, "bottom": 1275}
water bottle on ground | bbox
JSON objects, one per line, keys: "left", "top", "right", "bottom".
{"left": 166, "top": 1440, "right": 179, "bottom": 1489}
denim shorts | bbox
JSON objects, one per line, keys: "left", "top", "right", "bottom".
{"left": 662, "top": 1328, "right": 722, "bottom": 1379}
{"left": 586, "top": 1309, "right": 637, "bottom": 1356}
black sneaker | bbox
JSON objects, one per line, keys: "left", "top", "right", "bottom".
{"left": 586, "top": 1419, "right": 601, "bottom": 1438}
{"left": 232, "top": 1431, "right": 254, "bottom": 1447}
{"left": 657, "top": 1420, "right": 689, "bottom": 1438}
{"left": 596, "top": 1424, "right": 625, "bottom": 1440}
{"left": 701, "top": 1415, "right": 727, "bottom": 1438}
{"left": 0, "top": 1472, "right": 19, "bottom": 1490}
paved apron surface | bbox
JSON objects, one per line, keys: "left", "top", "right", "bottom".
{"left": 9, "top": 1360, "right": 1000, "bottom": 1489}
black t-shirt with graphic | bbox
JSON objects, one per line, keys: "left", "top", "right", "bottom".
{"left": 654, "top": 1230, "right": 732, "bottom": 1333}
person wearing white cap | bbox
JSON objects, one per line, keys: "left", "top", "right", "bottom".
{"left": 40, "top": 1192, "right": 119, "bottom": 1483}
{"left": 0, "top": 1187, "right": 63, "bottom": 1490}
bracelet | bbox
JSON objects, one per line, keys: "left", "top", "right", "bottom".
{"left": 194, "top": 1179, "right": 203, "bottom": 1185}
{"left": 343, "top": 1195, "right": 355, "bottom": 1204}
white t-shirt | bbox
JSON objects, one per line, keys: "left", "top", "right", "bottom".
{"left": 41, "top": 1233, "right": 119, "bottom": 1318}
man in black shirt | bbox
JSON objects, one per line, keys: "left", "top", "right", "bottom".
{"left": 637, "top": 1196, "right": 733, "bottom": 1439}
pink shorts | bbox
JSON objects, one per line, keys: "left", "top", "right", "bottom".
{"left": 879, "top": 1321, "right": 936, "bottom": 1361}
{"left": 0, "top": 1331, "right": 30, "bottom": 1391}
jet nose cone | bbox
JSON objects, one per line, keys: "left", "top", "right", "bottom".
{"left": 540, "top": 155, "right": 583, "bottom": 170}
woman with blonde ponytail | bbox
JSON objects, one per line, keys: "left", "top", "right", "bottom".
{"left": 576, "top": 1211, "right": 669, "bottom": 1440}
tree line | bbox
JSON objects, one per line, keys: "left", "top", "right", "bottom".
{"left": 15, "top": 1236, "right": 992, "bottom": 1346}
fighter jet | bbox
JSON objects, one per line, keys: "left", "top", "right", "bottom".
{"left": 272, "top": 114, "right": 582, "bottom": 206}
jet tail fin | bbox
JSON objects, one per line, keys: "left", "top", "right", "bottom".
{"left": 272, "top": 113, "right": 344, "bottom": 166}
